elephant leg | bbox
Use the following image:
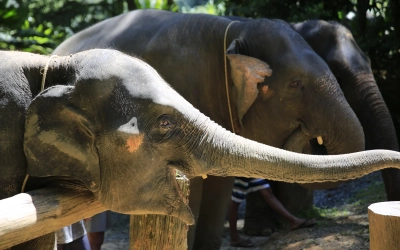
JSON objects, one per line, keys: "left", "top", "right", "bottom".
{"left": 11, "top": 233, "right": 56, "bottom": 250}
{"left": 187, "top": 177, "right": 203, "bottom": 250}
{"left": 381, "top": 168, "right": 400, "bottom": 201}
{"left": 192, "top": 176, "right": 234, "bottom": 250}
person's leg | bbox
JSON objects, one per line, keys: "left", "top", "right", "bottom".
{"left": 87, "top": 231, "right": 105, "bottom": 250}
{"left": 259, "top": 188, "right": 315, "bottom": 230}
{"left": 57, "top": 244, "right": 68, "bottom": 250}
{"left": 228, "top": 200, "right": 241, "bottom": 243}
{"left": 86, "top": 211, "right": 110, "bottom": 249}
{"left": 229, "top": 177, "right": 254, "bottom": 247}
{"left": 68, "top": 235, "right": 91, "bottom": 250}
{"left": 57, "top": 235, "right": 90, "bottom": 250}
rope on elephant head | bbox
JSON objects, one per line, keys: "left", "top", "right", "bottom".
{"left": 21, "top": 174, "right": 29, "bottom": 193}
{"left": 224, "top": 21, "right": 239, "bottom": 133}
{"left": 40, "top": 55, "right": 58, "bottom": 92}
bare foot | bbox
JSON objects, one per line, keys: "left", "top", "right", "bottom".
{"left": 290, "top": 218, "right": 316, "bottom": 231}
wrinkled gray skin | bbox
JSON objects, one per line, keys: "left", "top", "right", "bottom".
{"left": 53, "top": 10, "right": 367, "bottom": 249}
{"left": 292, "top": 20, "right": 400, "bottom": 201}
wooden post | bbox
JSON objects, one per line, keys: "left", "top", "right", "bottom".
{"left": 129, "top": 176, "right": 190, "bottom": 250}
{"left": 368, "top": 201, "right": 400, "bottom": 250}
{"left": 0, "top": 187, "right": 106, "bottom": 249}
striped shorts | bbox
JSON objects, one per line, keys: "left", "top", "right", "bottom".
{"left": 231, "top": 177, "right": 270, "bottom": 203}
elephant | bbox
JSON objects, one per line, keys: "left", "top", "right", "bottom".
{"left": 292, "top": 20, "right": 400, "bottom": 202}
{"left": 219, "top": 17, "right": 400, "bottom": 235}
{"left": 53, "top": 10, "right": 368, "bottom": 249}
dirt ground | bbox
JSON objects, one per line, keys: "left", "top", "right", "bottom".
{"left": 219, "top": 214, "right": 370, "bottom": 250}
{"left": 102, "top": 172, "right": 381, "bottom": 250}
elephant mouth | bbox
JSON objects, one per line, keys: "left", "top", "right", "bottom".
{"left": 283, "top": 127, "right": 327, "bottom": 155}
{"left": 284, "top": 128, "right": 344, "bottom": 189}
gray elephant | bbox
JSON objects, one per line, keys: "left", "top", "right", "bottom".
{"left": 53, "top": 10, "right": 367, "bottom": 249}
{"left": 220, "top": 16, "right": 400, "bottom": 235}
{"left": 292, "top": 20, "right": 400, "bottom": 201}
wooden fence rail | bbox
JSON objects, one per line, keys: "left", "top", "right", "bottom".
{"left": 0, "top": 188, "right": 105, "bottom": 249}
{"left": 0, "top": 176, "right": 190, "bottom": 249}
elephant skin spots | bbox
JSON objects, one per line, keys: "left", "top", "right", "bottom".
{"left": 126, "top": 134, "right": 144, "bottom": 153}
{"left": 24, "top": 114, "right": 39, "bottom": 138}
{"left": 118, "top": 117, "right": 140, "bottom": 134}
{"left": 37, "top": 131, "right": 87, "bottom": 161}
{"left": 260, "top": 85, "right": 273, "bottom": 100}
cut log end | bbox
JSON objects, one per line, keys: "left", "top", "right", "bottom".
{"left": 368, "top": 201, "right": 400, "bottom": 250}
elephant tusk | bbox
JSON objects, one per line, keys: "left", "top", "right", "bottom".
{"left": 201, "top": 174, "right": 208, "bottom": 179}
{"left": 317, "top": 136, "right": 323, "bottom": 145}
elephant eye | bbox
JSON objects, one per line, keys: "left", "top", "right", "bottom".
{"left": 159, "top": 115, "right": 176, "bottom": 129}
{"left": 290, "top": 80, "right": 301, "bottom": 87}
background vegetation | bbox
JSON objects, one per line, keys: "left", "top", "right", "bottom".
{"left": 1, "top": 0, "right": 399, "bottom": 139}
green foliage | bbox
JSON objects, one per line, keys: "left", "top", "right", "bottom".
{"left": 0, "top": 0, "right": 227, "bottom": 54}
{"left": 134, "top": 0, "right": 169, "bottom": 10}
{"left": 225, "top": 0, "right": 354, "bottom": 22}
{"left": 180, "top": 0, "right": 225, "bottom": 15}
{"left": 0, "top": 0, "right": 127, "bottom": 54}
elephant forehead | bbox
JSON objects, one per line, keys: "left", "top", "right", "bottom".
{"left": 122, "top": 76, "right": 193, "bottom": 115}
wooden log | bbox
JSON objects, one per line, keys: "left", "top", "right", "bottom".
{"left": 129, "top": 176, "right": 190, "bottom": 250}
{"left": 368, "top": 201, "right": 400, "bottom": 250}
{"left": 0, "top": 187, "right": 106, "bottom": 249}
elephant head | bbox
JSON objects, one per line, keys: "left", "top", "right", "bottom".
{"left": 224, "top": 19, "right": 365, "bottom": 170}
{"left": 292, "top": 20, "right": 400, "bottom": 200}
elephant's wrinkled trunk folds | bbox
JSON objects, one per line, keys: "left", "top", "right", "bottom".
{"left": 185, "top": 111, "right": 400, "bottom": 183}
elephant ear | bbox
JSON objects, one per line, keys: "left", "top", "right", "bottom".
{"left": 226, "top": 39, "right": 273, "bottom": 123}
{"left": 24, "top": 85, "right": 100, "bottom": 192}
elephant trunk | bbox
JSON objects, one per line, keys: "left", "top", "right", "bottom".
{"left": 316, "top": 79, "right": 365, "bottom": 156}
{"left": 351, "top": 72, "right": 400, "bottom": 201}
{"left": 185, "top": 110, "right": 400, "bottom": 183}
{"left": 351, "top": 72, "right": 398, "bottom": 151}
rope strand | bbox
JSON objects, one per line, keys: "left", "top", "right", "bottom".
{"left": 224, "top": 21, "right": 239, "bottom": 133}
{"left": 40, "top": 55, "right": 58, "bottom": 92}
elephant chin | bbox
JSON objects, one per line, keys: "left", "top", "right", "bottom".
{"left": 283, "top": 128, "right": 343, "bottom": 190}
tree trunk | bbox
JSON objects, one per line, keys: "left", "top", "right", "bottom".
{"left": 126, "top": 0, "right": 137, "bottom": 11}
{"left": 243, "top": 191, "right": 278, "bottom": 235}
{"left": 243, "top": 181, "right": 313, "bottom": 235}
{"left": 368, "top": 201, "right": 400, "bottom": 250}
{"left": 129, "top": 176, "right": 190, "bottom": 250}
{"left": 275, "top": 182, "right": 313, "bottom": 214}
